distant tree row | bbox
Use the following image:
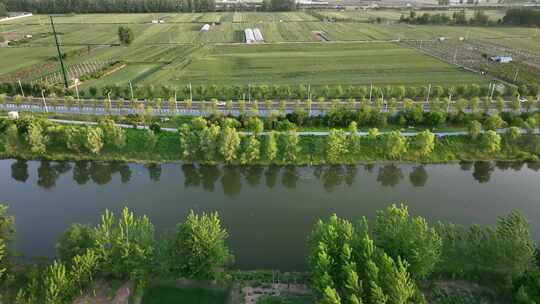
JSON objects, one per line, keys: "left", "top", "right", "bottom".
{"left": 180, "top": 0, "right": 216, "bottom": 13}
{"left": 400, "top": 10, "right": 494, "bottom": 26}
{"left": 503, "top": 8, "right": 540, "bottom": 27}
{"left": 261, "top": 0, "right": 296, "bottom": 12}
{"left": 4, "top": 0, "right": 216, "bottom": 13}
{"left": 201, "top": 105, "right": 540, "bottom": 134}
{"left": 3, "top": 0, "right": 302, "bottom": 13}
{"left": 0, "top": 1, "right": 8, "bottom": 17}
{"left": 2, "top": 82, "right": 537, "bottom": 102}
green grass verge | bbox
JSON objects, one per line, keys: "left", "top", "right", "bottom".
{"left": 257, "top": 294, "right": 314, "bottom": 304}
{"left": 142, "top": 286, "right": 229, "bottom": 304}
{"left": 1, "top": 125, "right": 539, "bottom": 164}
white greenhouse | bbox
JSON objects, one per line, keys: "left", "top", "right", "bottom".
{"left": 245, "top": 28, "right": 255, "bottom": 44}
{"left": 253, "top": 28, "right": 264, "bottom": 42}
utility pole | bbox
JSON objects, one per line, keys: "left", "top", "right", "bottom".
{"left": 18, "top": 80, "right": 25, "bottom": 97}
{"left": 129, "top": 81, "right": 134, "bottom": 100}
{"left": 50, "top": 16, "right": 69, "bottom": 88}
{"left": 107, "top": 92, "right": 112, "bottom": 113}
{"left": 174, "top": 90, "right": 178, "bottom": 114}
{"left": 75, "top": 79, "right": 80, "bottom": 103}
{"left": 41, "top": 90, "right": 49, "bottom": 113}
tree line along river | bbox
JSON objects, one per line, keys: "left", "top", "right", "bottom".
{"left": 1, "top": 159, "right": 540, "bottom": 271}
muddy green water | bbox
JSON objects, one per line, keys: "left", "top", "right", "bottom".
{"left": 2, "top": 159, "right": 540, "bottom": 271}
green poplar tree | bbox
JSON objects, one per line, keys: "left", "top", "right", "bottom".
{"left": 169, "top": 211, "right": 233, "bottom": 280}
{"left": 326, "top": 129, "right": 348, "bottom": 164}
{"left": 506, "top": 126, "right": 521, "bottom": 142}
{"left": 93, "top": 208, "right": 155, "bottom": 282}
{"left": 240, "top": 135, "right": 261, "bottom": 164}
{"left": 468, "top": 120, "right": 482, "bottom": 140}
{"left": 199, "top": 124, "right": 220, "bottom": 163}
{"left": 0, "top": 205, "right": 14, "bottom": 285}
{"left": 27, "top": 121, "right": 48, "bottom": 155}
{"left": 44, "top": 261, "right": 72, "bottom": 304}
{"left": 411, "top": 130, "right": 435, "bottom": 158}
{"left": 374, "top": 204, "right": 441, "bottom": 279}
{"left": 179, "top": 123, "right": 191, "bottom": 160}
{"left": 383, "top": 131, "right": 407, "bottom": 160}
{"left": 98, "top": 119, "right": 126, "bottom": 149}
{"left": 348, "top": 122, "right": 361, "bottom": 155}
{"left": 219, "top": 126, "right": 241, "bottom": 164}
{"left": 377, "top": 254, "right": 415, "bottom": 304}
{"left": 279, "top": 131, "right": 299, "bottom": 162}
{"left": 84, "top": 127, "right": 104, "bottom": 155}
{"left": 262, "top": 131, "right": 278, "bottom": 162}
{"left": 321, "top": 286, "right": 342, "bottom": 304}
{"left": 369, "top": 282, "right": 388, "bottom": 304}
{"left": 70, "top": 250, "right": 99, "bottom": 296}
{"left": 246, "top": 117, "right": 264, "bottom": 136}
{"left": 481, "top": 130, "right": 501, "bottom": 154}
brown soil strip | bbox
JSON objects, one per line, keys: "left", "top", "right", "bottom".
{"left": 103, "top": 64, "right": 127, "bottom": 77}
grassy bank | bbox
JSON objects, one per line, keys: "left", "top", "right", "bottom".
{"left": 142, "top": 285, "right": 229, "bottom": 304}
{"left": 1, "top": 121, "right": 539, "bottom": 164}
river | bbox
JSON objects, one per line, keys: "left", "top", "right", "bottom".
{"left": 1, "top": 159, "right": 539, "bottom": 271}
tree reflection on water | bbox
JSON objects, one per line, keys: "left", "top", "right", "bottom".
{"left": 9, "top": 159, "right": 539, "bottom": 193}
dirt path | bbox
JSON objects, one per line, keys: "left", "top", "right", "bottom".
{"left": 242, "top": 283, "right": 310, "bottom": 304}
{"left": 73, "top": 281, "right": 133, "bottom": 304}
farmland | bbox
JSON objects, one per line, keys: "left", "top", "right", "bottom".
{"left": 0, "top": 11, "right": 538, "bottom": 89}
{"left": 143, "top": 43, "right": 484, "bottom": 86}
{"left": 313, "top": 8, "right": 507, "bottom": 22}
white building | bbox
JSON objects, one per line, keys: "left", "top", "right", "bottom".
{"left": 201, "top": 24, "right": 211, "bottom": 32}
{"left": 490, "top": 56, "right": 513, "bottom": 63}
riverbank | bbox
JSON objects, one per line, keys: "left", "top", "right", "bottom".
{"left": 1, "top": 121, "right": 539, "bottom": 165}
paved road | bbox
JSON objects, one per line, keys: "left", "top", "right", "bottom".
{"left": 1, "top": 96, "right": 536, "bottom": 117}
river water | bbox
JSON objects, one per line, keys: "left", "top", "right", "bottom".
{"left": 1, "top": 159, "right": 539, "bottom": 271}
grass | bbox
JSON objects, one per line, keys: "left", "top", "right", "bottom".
{"left": 81, "top": 63, "right": 163, "bottom": 88}
{"left": 3, "top": 13, "right": 537, "bottom": 44}
{"left": 0, "top": 47, "right": 57, "bottom": 75}
{"left": 144, "top": 42, "right": 484, "bottom": 86}
{"left": 478, "top": 61, "right": 540, "bottom": 87}
{"left": 479, "top": 37, "right": 540, "bottom": 54}
{"left": 315, "top": 9, "right": 507, "bottom": 22}
{"left": 257, "top": 294, "right": 314, "bottom": 304}
{"left": 142, "top": 286, "right": 229, "bottom": 304}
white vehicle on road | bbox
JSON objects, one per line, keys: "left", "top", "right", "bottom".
{"left": 8, "top": 111, "right": 19, "bottom": 119}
